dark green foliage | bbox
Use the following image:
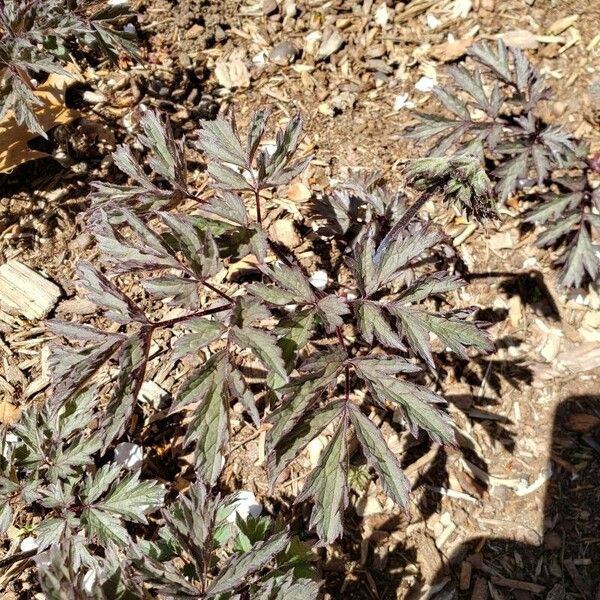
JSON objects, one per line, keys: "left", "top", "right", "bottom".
{"left": 406, "top": 40, "right": 577, "bottom": 202}
{"left": 131, "top": 483, "right": 318, "bottom": 599}
{"left": 4, "top": 106, "right": 495, "bottom": 595}
{"left": 1, "top": 390, "right": 165, "bottom": 559}
{"left": 525, "top": 171, "right": 600, "bottom": 287}
{"left": 45, "top": 109, "right": 492, "bottom": 546}
{"left": 406, "top": 39, "right": 600, "bottom": 288}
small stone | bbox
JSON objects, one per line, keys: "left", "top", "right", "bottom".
{"left": 82, "top": 570, "right": 97, "bottom": 594}
{"left": 309, "top": 270, "right": 328, "bottom": 290}
{"left": 490, "top": 484, "right": 511, "bottom": 500}
{"left": 374, "top": 3, "right": 389, "bottom": 26}
{"left": 114, "top": 442, "right": 144, "bottom": 470}
{"left": 283, "top": 0, "right": 297, "bottom": 18}
{"left": 480, "top": 0, "right": 494, "bottom": 9}
{"left": 304, "top": 31, "right": 322, "bottom": 56}
{"left": 20, "top": 536, "right": 38, "bottom": 552}
{"left": 552, "top": 101, "right": 567, "bottom": 117}
{"left": 307, "top": 436, "right": 326, "bottom": 467}
{"left": 318, "top": 102, "right": 334, "bottom": 117}
{"left": 226, "top": 491, "right": 262, "bottom": 523}
{"left": 426, "top": 13, "right": 441, "bottom": 29}
{"left": 269, "top": 41, "right": 297, "bottom": 66}
{"left": 415, "top": 76, "right": 435, "bottom": 92}
{"left": 330, "top": 91, "right": 356, "bottom": 112}
{"left": 393, "top": 94, "right": 414, "bottom": 111}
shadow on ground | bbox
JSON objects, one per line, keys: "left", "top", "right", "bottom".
{"left": 424, "top": 394, "right": 600, "bottom": 599}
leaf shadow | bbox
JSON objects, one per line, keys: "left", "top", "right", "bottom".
{"left": 466, "top": 269, "right": 561, "bottom": 322}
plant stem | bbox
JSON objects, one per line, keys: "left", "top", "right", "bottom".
{"left": 379, "top": 191, "right": 433, "bottom": 250}
{"left": 254, "top": 188, "right": 262, "bottom": 224}
{"left": 267, "top": 239, "right": 294, "bottom": 268}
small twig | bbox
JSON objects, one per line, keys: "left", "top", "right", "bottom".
{"left": 0, "top": 549, "right": 37, "bottom": 569}
{"left": 230, "top": 427, "right": 262, "bottom": 453}
{"left": 254, "top": 188, "right": 262, "bottom": 224}
{"left": 490, "top": 576, "right": 545, "bottom": 595}
{"left": 203, "top": 280, "right": 233, "bottom": 303}
{"left": 405, "top": 443, "right": 440, "bottom": 483}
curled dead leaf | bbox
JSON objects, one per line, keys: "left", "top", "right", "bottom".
{"left": 0, "top": 400, "right": 21, "bottom": 425}
{"left": 0, "top": 67, "right": 81, "bottom": 173}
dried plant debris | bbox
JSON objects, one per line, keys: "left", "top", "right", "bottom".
{"left": 0, "top": 69, "right": 81, "bottom": 173}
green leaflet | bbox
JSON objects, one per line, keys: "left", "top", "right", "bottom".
{"left": 296, "top": 420, "right": 348, "bottom": 546}
{"left": 267, "top": 353, "right": 344, "bottom": 450}
{"left": 102, "top": 329, "right": 152, "bottom": 449}
{"left": 276, "top": 309, "right": 316, "bottom": 369}
{"left": 353, "top": 358, "right": 454, "bottom": 445}
{"left": 230, "top": 325, "right": 288, "bottom": 389}
{"left": 206, "top": 529, "right": 291, "bottom": 596}
{"left": 174, "top": 353, "right": 230, "bottom": 485}
{"left": 268, "top": 401, "right": 344, "bottom": 486}
{"left": 348, "top": 405, "right": 410, "bottom": 511}
{"left": 172, "top": 318, "right": 227, "bottom": 360}
{"left": 355, "top": 300, "right": 405, "bottom": 350}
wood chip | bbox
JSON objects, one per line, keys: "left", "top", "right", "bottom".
{"left": 490, "top": 576, "right": 545, "bottom": 594}
{"left": 287, "top": 182, "right": 312, "bottom": 202}
{"left": 414, "top": 533, "right": 443, "bottom": 582}
{"left": 460, "top": 561, "right": 473, "bottom": 590}
{"left": 566, "top": 413, "right": 600, "bottom": 433}
{"left": 564, "top": 559, "right": 591, "bottom": 597}
{"left": 472, "top": 576, "right": 489, "bottom": 600}
{"left": 0, "top": 260, "right": 61, "bottom": 320}
{"left": 547, "top": 15, "right": 578, "bottom": 36}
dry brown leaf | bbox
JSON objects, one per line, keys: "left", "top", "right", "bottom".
{"left": 0, "top": 400, "right": 21, "bottom": 425}
{"left": 0, "top": 67, "right": 81, "bottom": 173}
{"left": 429, "top": 39, "right": 471, "bottom": 62}
{"left": 287, "top": 181, "right": 312, "bottom": 202}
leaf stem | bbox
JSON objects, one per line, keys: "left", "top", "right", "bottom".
{"left": 150, "top": 303, "right": 232, "bottom": 329}
{"left": 254, "top": 188, "right": 262, "bottom": 224}
{"left": 203, "top": 280, "right": 233, "bottom": 303}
